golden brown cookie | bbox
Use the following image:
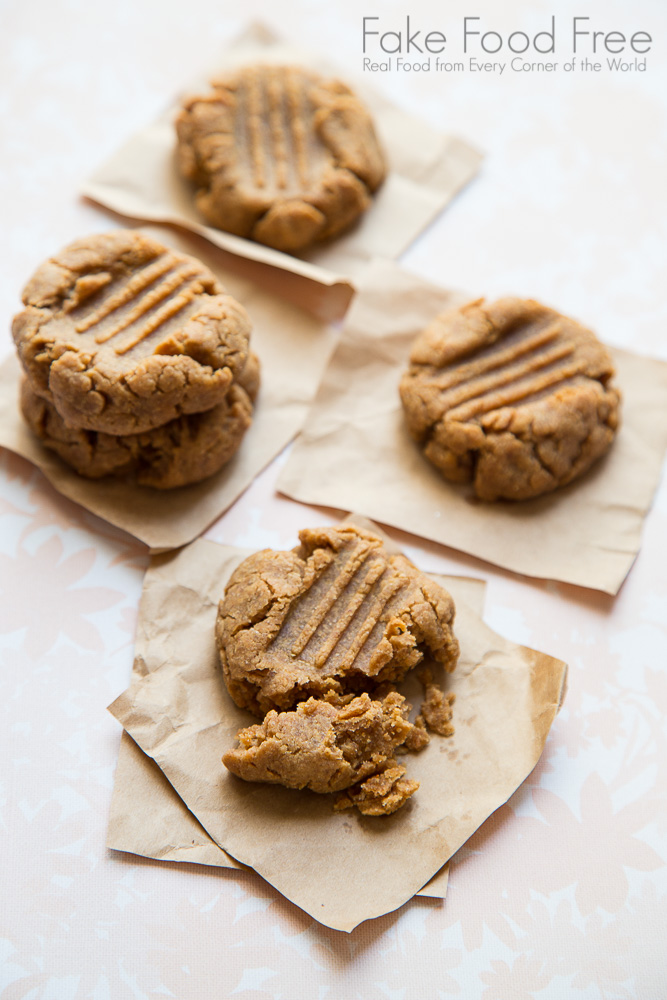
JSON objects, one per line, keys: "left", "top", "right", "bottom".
{"left": 222, "top": 691, "right": 422, "bottom": 795}
{"left": 399, "top": 298, "right": 621, "bottom": 501}
{"left": 20, "top": 376, "right": 254, "bottom": 489}
{"left": 216, "top": 525, "right": 459, "bottom": 717}
{"left": 176, "top": 64, "right": 386, "bottom": 253}
{"left": 12, "top": 230, "right": 252, "bottom": 435}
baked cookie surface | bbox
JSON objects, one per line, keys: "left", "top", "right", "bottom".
{"left": 399, "top": 298, "right": 621, "bottom": 501}
{"left": 21, "top": 376, "right": 254, "bottom": 490}
{"left": 12, "top": 230, "right": 252, "bottom": 435}
{"left": 222, "top": 691, "right": 422, "bottom": 795}
{"left": 216, "top": 525, "right": 459, "bottom": 717}
{"left": 176, "top": 64, "right": 386, "bottom": 253}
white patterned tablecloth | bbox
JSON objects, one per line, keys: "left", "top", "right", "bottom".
{"left": 1, "top": 1, "right": 666, "bottom": 997}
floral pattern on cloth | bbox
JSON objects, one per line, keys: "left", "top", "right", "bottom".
{"left": 2, "top": 443, "right": 666, "bottom": 997}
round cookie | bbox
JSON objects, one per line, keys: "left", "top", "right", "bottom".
{"left": 216, "top": 524, "right": 459, "bottom": 717}
{"left": 399, "top": 298, "right": 621, "bottom": 502}
{"left": 176, "top": 64, "right": 386, "bottom": 253}
{"left": 21, "top": 376, "right": 254, "bottom": 490}
{"left": 12, "top": 230, "right": 252, "bottom": 435}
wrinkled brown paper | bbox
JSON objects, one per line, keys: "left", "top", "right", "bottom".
{"left": 82, "top": 23, "right": 482, "bottom": 317}
{"left": 108, "top": 731, "right": 453, "bottom": 899}
{"left": 108, "top": 731, "right": 244, "bottom": 871}
{"left": 108, "top": 520, "right": 566, "bottom": 931}
{"left": 278, "top": 260, "right": 667, "bottom": 595}
{"left": 0, "top": 227, "right": 338, "bottom": 551}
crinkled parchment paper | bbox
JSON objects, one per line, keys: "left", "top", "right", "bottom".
{"left": 278, "top": 260, "right": 667, "bottom": 595}
{"left": 108, "top": 522, "right": 566, "bottom": 931}
{"left": 0, "top": 227, "right": 338, "bottom": 551}
{"left": 106, "top": 539, "right": 487, "bottom": 899}
{"left": 82, "top": 23, "right": 482, "bottom": 317}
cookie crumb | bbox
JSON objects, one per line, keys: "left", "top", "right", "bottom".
{"left": 403, "top": 714, "right": 431, "bottom": 751}
{"left": 334, "top": 763, "right": 419, "bottom": 816}
{"left": 417, "top": 668, "right": 456, "bottom": 737}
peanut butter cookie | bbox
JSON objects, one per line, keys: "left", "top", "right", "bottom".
{"left": 20, "top": 375, "right": 254, "bottom": 489}
{"left": 216, "top": 525, "right": 459, "bottom": 717}
{"left": 176, "top": 64, "right": 386, "bottom": 253}
{"left": 223, "top": 691, "right": 423, "bottom": 796}
{"left": 12, "top": 230, "right": 252, "bottom": 435}
{"left": 399, "top": 298, "right": 621, "bottom": 501}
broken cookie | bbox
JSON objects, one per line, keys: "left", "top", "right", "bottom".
{"left": 399, "top": 297, "right": 621, "bottom": 501}
{"left": 223, "top": 690, "right": 423, "bottom": 795}
{"left": 216, "top": 524, "right": 460, "bottom": 717}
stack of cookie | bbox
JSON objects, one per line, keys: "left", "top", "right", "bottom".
{"left": 12, "top": 230, "right": 259, "bottom": 489}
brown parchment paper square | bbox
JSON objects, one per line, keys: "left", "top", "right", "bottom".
{"left": 108, "top": 731, "right": 452, "bottom": 899}
{"left": 108, "top": 525, "right": 566, "bottom": 932}
{"left": 106, "top": 537, "right": 488, "bottom": 899}
{"left": 108, "top": 730, "right": 245, "bottom": 870}
{"left": 0, "top": 227, "right": 338, "bottom": 552}
{"left": 278, "top": 260, "right": 667, "bottom": 595}
{"left": 82, "top": 23, "right": 482, "bottom": 315}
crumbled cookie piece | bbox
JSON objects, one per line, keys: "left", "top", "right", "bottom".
{"left": 223, "top": 691, "right": 424, "bottom": 794}
{"left": 417, "top": 668, "right": 455, "bottom": 737}
{"left": 216, "top": 525, "right": 459, "bottom": 717}
{"left": 334, "top": 763, "right": 419, "bottom": 816}
{"left": 402, "top": 714, "right": 431, "bottom": 750}
{"left": 12, "top": 230, "right": 253, "bottom": 435}
{"left": 20, "top": 376, "right": 254, "bottom": 489}
{"left": 399, "top": 297, "right": 621, "bottom": 501}
{"left": 176, "top": 65, "right": 386, "bottom": 253}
